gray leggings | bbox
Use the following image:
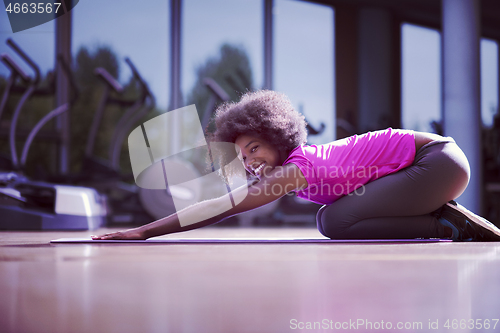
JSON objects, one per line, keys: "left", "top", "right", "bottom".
{"left": 317, "top": 139, "right": 470, "bottom": 239}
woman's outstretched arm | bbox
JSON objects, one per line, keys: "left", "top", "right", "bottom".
{"left": 91, "top": 163, "right": 307, "bottom": 240}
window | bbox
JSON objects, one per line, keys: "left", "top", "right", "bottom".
{"left": 182, "top": 0, "right": 262, "bottom": 106}
{"left": 481, "top": 38, "right": 499, "bottom": 128}
{"left": 402, "top": 24, "right": 499, "bottom": 131}
{"left": 274, "top": 0, "right": 335, "bottom": 144}
{"left": 0, "top": 10, "right": 54, "bottom": 80}
{"left": 72, "top": 0, "right": 169, "bottom": 110}
{"left": 401, "top": 23, "right": 441, "bottom": 133}
{"left": 182, "top": 0, "right": 262, "bottom": 151}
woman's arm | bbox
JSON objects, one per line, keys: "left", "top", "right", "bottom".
{"left": 92, "top": 163, "right": 308, "bottom": 240}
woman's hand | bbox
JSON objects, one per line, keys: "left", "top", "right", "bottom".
{"left": 91, "top": 227, "right": 146, "bottom": 240}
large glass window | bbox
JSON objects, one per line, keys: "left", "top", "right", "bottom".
{"left": 402, "top": 24, "right": 499, "bottom": 131}
{"left": 182, "top": 0, "right": 262, "bottom": 108}
{"left": 0, "top": 10, "right": 54, "bottom": 78}
{"left": 0, "top": 10, "right": 55, "bottom": 174}
{"left": 274, "top": 0, "right": 335, "bottom": 144}
{"left": 72, "top": 0, "right": 169, "bottom": 110}
{"left": 401, "top": 23, "right": 441, "bottom": 133}
{"left": 68, "top": 0, "right": 170, "bottom": 175}
{"left": 0, "top": 1, "right": 171, "bottom": 174}
{"left": 181, "top": 0, "right": 262, "bottom": 156}
{"left": 481, "top": 38, "right": 499, "bottom": 128}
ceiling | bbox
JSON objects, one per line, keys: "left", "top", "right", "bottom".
{"left": 308, "top": 0, "right": 500, "bottom": 40}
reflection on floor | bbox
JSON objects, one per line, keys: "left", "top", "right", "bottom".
{"left": 1, "top": 227, "right": 499, "bottom": 333}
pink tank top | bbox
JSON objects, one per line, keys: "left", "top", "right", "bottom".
{"left": 282, "top": 128, "right": 416, "bottom": 205}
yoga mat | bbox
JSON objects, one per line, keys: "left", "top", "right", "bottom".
{"left": 50, "top": 238, "right": 452, "bottom": 244}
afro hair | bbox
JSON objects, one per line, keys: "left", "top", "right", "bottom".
{"left": 211, "top": 90, "right": 307, "bottom": 153}
{"left": 208, "top": 90, "right": 307, "bottom": 182}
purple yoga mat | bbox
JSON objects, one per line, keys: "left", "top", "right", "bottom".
{"left": 50, "top": 238, "right": 452, "bottom": 244}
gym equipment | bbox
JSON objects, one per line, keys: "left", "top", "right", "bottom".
{"left": 0, "top": 53, "right": 30, "bottom": 170}
{"left": 71, "top": 60, "right": 183, "bottom": 225}
{"left": 201, "top": 77, "right": 230, "bottom": 129}
{"left": 0, "top": 38, "right": 106, "bottom": 230}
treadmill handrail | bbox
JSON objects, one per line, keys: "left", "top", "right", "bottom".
{"left": 5, "top": 39, "right": 41, "bottom": 168}
{"left": 201, "top": 78, "right": 230, "bottom": 129}
{"left": 9, "top": 84, "right": 37, "bottom": 168}
{"left": 1, "top": 54, "right": 31, "bottom": 83}
{"left": 125, "top": 57, "right": 145, "bottom": 86}
{"left": 94, "top": 67, "right": 123, "bottom": 94}
{"left": 0, "top": 53, "right": 34, "bottom": 123}
{"left": 7, "top": 38, "right": 40, "bottom": 86}
{"left": 57, "top": 54, "right": 79, "bottom": 105}
{"left": 20, "top": 104, "right": 69, "bottom": 167}
{"left": 109, "top": 58, "right": 155, "bottom": 170}
{"left": 124, "top": 57, "right": 148, "bottom": 104}
{"left": 203, "top": 77, "right": 230, "bottom": 102}
{"left": 110, "top": 93, "right": 155, "bottom": 170}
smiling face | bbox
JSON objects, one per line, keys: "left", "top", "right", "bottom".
{"left": 235, "top": 134, "right": 287, "bottom": 179}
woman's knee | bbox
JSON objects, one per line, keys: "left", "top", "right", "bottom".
{"left": 316, "top": 204, "right": 349, "bottom": 239}
{"left": 316, "top": 205, "right": 329, "bottom": 237}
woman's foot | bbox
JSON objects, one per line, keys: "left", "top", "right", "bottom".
{"left": 435, "top": 200, "right": 500, "bottom": 241}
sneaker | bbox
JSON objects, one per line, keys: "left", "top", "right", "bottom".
{"left": 435, "top": 200, "right": 500, "bottom": 242}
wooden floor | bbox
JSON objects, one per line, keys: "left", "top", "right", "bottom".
{"left": 1, "top": 227, "right": 499, "bottom": 333}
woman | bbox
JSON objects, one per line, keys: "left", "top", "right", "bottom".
{"left": 92, "top": 90, "right": 500, "bottom": 242}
